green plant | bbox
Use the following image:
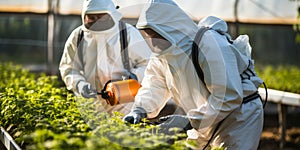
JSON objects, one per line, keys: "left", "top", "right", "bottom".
{"left": 0, "top": 62, "right": 188, "bottom": 149}
{"left": 256, "top": 65, "right": 300, "bottom": 94}
{"left": 2, "top": 62, "right": 299, "bottom": 149}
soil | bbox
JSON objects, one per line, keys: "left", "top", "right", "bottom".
{"left": 258, "top": 103, "right": 300, "bottom": 150}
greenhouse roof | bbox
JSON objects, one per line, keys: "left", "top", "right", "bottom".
{"left": 0, "top": 0, "right": 298, "bottom": 24}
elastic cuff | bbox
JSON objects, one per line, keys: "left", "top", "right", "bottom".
{"left": 133, "top": 107, "right": 147, "bottom": 118}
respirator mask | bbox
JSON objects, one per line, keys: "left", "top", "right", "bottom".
{"left": 139, "top": 28, "right": 172, "bottom": 53}
{"left": 84, "top": 13, "right": 115, "bottom": 31}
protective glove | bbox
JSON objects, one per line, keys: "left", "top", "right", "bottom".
{"left": 76, "top": 81, "right": 97, "bottom": 98}
{"left": 158, "top": 115, "right": 193, "bottom": 135}
{"left": 123, "top": 107, "right": 147, "bottom": 124}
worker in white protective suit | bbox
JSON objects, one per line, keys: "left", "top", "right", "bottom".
{"left": 123, "top": 0, "right": 264, "bottom": 149}
{"left": 59, "top": 0, "right": 152, "bottom": 114}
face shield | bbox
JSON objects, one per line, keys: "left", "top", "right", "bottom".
{"left": 84, "top": 13, "right": 115, "bottom": 31}
{"left": 139, "top": 28, "right": 172, "bottom": 53}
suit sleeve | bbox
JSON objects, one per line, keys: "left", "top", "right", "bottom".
{"left": 133, "top": 58, "right": 172, "bottom": 118}
{"left": 59, "top": 27, "right": 86, "bottom": 93}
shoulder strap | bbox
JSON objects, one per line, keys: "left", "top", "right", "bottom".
{"left": 192, "top": 27, "right": 221, "bottom": 150}
{"left": 192, "top": 27, "right": 210, "bottom": 85}
{"left": 119, "top": 21, "right": 130, "bottom": 72}
{"left": 77, "top": 28, "right": 84, "bottom": 67}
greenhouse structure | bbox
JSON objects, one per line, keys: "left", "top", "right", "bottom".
{"left": 0, "top": 0, "right": 300, "bottom": 149}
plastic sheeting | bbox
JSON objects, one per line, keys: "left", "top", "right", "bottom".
{"left": 0, "top": 0, "right": 48, "bottom": 13}
{"left": 0, "top": 0, "right": 298, "bottom": 24}
{"left": 114, "top": 0, "right": 299, "bottom": 24}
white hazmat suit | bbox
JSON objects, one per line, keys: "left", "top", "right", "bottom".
{"left": 132, "top": 0, "right": 264, "bottom": 149}
{"left": 59, "top": 0, "right": 152, "bottom": 114}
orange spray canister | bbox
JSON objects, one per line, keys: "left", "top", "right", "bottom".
{"left": 100, "top": 79, "right": 141, "bottom": 106}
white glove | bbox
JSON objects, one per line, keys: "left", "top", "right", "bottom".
{"left": 76, "top": 81, "right": 97, "bottom": 98}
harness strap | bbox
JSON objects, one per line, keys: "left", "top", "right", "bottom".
{"left": 192, "top": 27, "right": 210, "bottom": 85}
{"left": 119, "top": 21, "right": 130, "bottom": 72}
{"left": 243, "top": 91, "right": 261, "bottom": 104}
{"left": 77, "top": 29, "right": 84, "bottom": 67}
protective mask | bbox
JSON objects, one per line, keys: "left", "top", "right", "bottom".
{"left": 84, "top": 14, "right": 115, "bottom": 31}
{"left": 139, "top": 28, "right": 172, "bottom": 53}
{"left": 144, "top": 36, "right": 172, "bottom": 53}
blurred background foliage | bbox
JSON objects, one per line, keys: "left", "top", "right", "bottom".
{"left": 256, "top": 65, "right": 300, "bottom": 94}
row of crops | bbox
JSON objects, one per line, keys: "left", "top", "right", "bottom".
{"left": 1, "top": 62, "right": 300, "bottom": 149}
{"left": 0, "top": 62, "right": 195, "bottom": 149}
{"left": 256, "top": 65, "right": 300, "bottom": 94}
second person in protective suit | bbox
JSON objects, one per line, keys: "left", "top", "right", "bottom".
{"left": 59, "top": 0, "right": 152, "bottom": 114}
{"left": 123, "top": 0, "right": 264, "bottom": 149}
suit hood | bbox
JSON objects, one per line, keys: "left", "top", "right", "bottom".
{"left": 198, "top": 16, "right": 228, "bottom": 33}
{"left": 136, "top": 0, "right": 198, "bottom": 55}
{"left": 81, "top": 0, "right": 122, "bottom": 32}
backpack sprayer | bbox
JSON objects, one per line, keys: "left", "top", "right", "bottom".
{"left": 98, "top": 79, "right": 141, "bottom": 106}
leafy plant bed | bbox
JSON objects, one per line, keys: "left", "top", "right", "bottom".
{"left": 256, "top": 65, "right": 300, "bottom": 94}
{"left": 0, "top": 63, "right": 193, "bottom": 149}
{"left": 2, "top": 62, "right": 299, "bottom": 149}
